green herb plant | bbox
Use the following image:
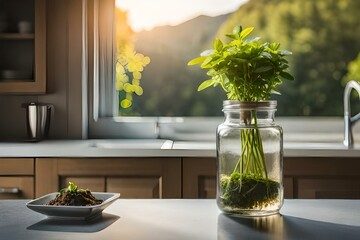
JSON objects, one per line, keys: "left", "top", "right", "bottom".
{"left": 188, "top": 26, "right": 293, "bottom": 210}
{"left": 59, "top": 181, "right": 78, "bottom": 195}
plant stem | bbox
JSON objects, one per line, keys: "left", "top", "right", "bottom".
{"left": 234, "top": 110, "right": 268, "bottom": 179}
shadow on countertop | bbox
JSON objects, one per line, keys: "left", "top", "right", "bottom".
{"left": 27, "top": 213, "right": 119, "bottom": 233}
{"left": 217, "top": 213, "right": 360, "bottom": 240}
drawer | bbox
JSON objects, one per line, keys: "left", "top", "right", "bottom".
{"left": 107, "top": 177, "right": 161, "bottom": 199}
{"left": 0, "top": 177, "right": 34, "bottom": 199}
{"left": 297, "top": 178, "right": 360, "bottom": 199}
{"left": 0, "top": 158, "right": 34, "bottom": 175}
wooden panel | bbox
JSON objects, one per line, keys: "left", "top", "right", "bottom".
{"left": 67, "top": 0, "right": 84, "bottom": 138}
{"left": 297, "top": 178, "right": 360, "bottom": 199}
{"left": 33, "top": 0, "right": 46, "bottom": 93}
{"left": 183, "top": 158, "right": 216, "bottom": 199}
{"left": 35, "top": 158, "right": 59, "bottom": 197}
{"left": 61, "top": 177, "right": 105, "bottom": 192}
{"left": 57, "top": 158, "right": 181, "bottom": 198}
{"left": 0, "top": 158, "right": 34, "bottom": 175}
{"left": 38, "top": 0, "right": 68, "bottom": 138}
{"left": 284, "top": 177, "right": 294, "bottom": 199}
{"left": 107, "top": 177, "right": 160, "bottom": 199}
{"left": 285, "top": 157, "right": 360, "bottom": 199}
{"left": 0, "top": 177, "right": 34, "bottom": 199}
{"left": 35, "top": 158, "right": 181, "bottom": 198}
{"left": 198, "top": 176, "right": 216, "bottom": 199}
{"left": 284, "top": 157, "right": 360, "bottom": 176}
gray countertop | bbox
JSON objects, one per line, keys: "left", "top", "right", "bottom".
{"left": 1, "top": 199, "right": 359, "bottom": 240}
{"left": 0, "top": 139, "right": 360, "bottom": 158}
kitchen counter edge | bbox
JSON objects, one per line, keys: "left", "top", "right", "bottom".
{"left": 0, "top": 139, "right": 359, "bottom": 158}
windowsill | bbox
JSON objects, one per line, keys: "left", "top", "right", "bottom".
{"left": 1, "top": 137, "right": 360, "bottom": 158}
{"left": 89, "top": 116, "right": 355, "bottom": 141}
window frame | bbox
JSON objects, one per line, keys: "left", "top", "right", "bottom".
{"left": 86, "top": 0, "right": 347, "bottom": 142}
{"left": 87, "top": 0, "right": 161, "bottom": 139}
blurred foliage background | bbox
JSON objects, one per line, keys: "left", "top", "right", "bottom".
{"left": 116, "top": 0, "right": 360, "bottom": 117}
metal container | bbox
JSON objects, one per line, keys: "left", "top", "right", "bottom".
{"left": 23, "top": 102, "right": 53, "bottom": 141}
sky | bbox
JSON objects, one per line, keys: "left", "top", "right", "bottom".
{"left": 115, "top": 0, "right": 248, "bottom": 32}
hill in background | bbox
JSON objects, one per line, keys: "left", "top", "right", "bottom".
{"left": 132, "top": 14, "right": 230, "bottom": 116}
{"left": 128, "top": 0, "right": 360, "bottom": 116}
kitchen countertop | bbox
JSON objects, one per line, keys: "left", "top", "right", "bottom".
{"left": 0, "top": 138, "right": 360, "bottom": 158}
{"left": 0, "top": 199, "right": 359, "bottom": 240}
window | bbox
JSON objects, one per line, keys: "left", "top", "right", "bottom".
{"left": 88, "top": 0, "right": 360, "bottom": 139}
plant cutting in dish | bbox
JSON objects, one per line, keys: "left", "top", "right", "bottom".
{"left": 47, "top": 182, "right": 103, "bottom": 206}
{"left": 188, "top": 26, "right": 293, "bottom": 209}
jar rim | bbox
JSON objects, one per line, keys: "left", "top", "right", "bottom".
{"left": 223, "top": 100, "right": 277, "bottom": 111}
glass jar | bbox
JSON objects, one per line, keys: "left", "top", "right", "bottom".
{"left": 216, "top": 100, "right": 283, "bottom": 216}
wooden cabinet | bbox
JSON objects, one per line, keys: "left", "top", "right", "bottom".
{"left": 182, "top": 158, "right": 294, "bottom": 199}
{"left": 182, "top": 157, "right": 360, "bottom": 200}
{"left": 0, "top": 158, "right": 34, "bottom": 199}
{"left": 182, "top": 158, "right": 295, "bottom": 199}
{"left": 0, "top": 0, "right": 46, "bottom": 94}
{"left": 182, "top": 158, "right": 216, "bottom": 199}
{"left": 35, "top": 158, "right": 182, "bottom": 199}
{"left": 17, "top": 156, "right": 360, "bottom": 200}
{"left": 284, "top": 157, "right": 360, "bottom": 199}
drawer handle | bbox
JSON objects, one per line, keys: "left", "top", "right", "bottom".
{"left": 0, "top": 188, "right": 20, "bottom": 194}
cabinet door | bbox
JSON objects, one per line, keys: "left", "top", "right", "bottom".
{"left": 0, "top": 158, "right": 34, "bottom": 199}
{"left": 284, "top": 177, "right": 294, "bottom": 199}
{"left": 107, "top": 177, "right": 161, "bottom": 198}
{"left": 0, "top": 158, "right": 34, "bottom": 175}
{"left": 0, "top": 177, "right": 34, "bottom": 199}
{"left": 183, "top": 158, "right": 216, "bottom": 199}
{"left": 285, "top": 157, "right": 360, "bottom": 199}
{"left": 0, "top": 0, "right": 46, "bottom": 94}
{"left": 297, "top": 178, "right": 360, "bottom": 199}
{"left": 35, "top": 158, "right": 181, "bottom": 198}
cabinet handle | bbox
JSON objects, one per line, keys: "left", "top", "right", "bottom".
{"left": 0, "top": 188, "right": 20, "bottom": 194}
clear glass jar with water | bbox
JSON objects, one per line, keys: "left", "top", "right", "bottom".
{"left": 216, "top": 100, "right": 283, "bottom": 216}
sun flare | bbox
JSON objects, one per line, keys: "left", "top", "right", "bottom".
{"left": 115, "top": 0, "right": 247, "bottom": 32}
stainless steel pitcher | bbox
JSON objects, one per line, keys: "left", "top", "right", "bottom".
{"left": 23, "top": 102, "right": 54, "bottom": 140}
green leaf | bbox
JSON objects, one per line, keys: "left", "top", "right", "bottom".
{"left": 225, "top": 33, "right": 238, "bottom": 40}
{"left": 271, "top": 89, "right": 281, "bottom": 95}
{"left": 244, "top": 37, "right": 261, "bottom": 43}
{"left": 233, "top": 25, "right": 242, "bottom": 34}
{"left": 279, "top": 50, "right": 292, "bottom": 56}
{"left": 201, "top": 56, "right": 214, "bottom": 68}
{"left": 200, "top": 49, "right": 214, "bottom": 56}
{"left": 269, "top": 42, "right": 280, "bottom": 50}
{"left": 197, "top": 79, "right": 215, "bottom": 91}
{"left": 261, "top": 52, "right": 272, "bottom": 58}
{"left": 187, "top": 56, "right": 207, "bottom": 66}
{"left": 240, "top": 27, "right": 254, "bottom": 39}
{"left": 254, "top": 66, "right": 273, "bottom": 73}
{"left": 214, "top": 38, "right": 223, "bottom": 52}
{"left": 187, "top": 25, "right": 293, "bottom": 101}
{"left": 280, "top": 71, "right": 294, "bottom": 80}
{"left": 68, "top": 182, "right": 78, "bottom": 193}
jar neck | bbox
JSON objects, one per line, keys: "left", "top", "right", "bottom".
{"left": 223, "top": 101, "right": 277, "bottom": 126}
